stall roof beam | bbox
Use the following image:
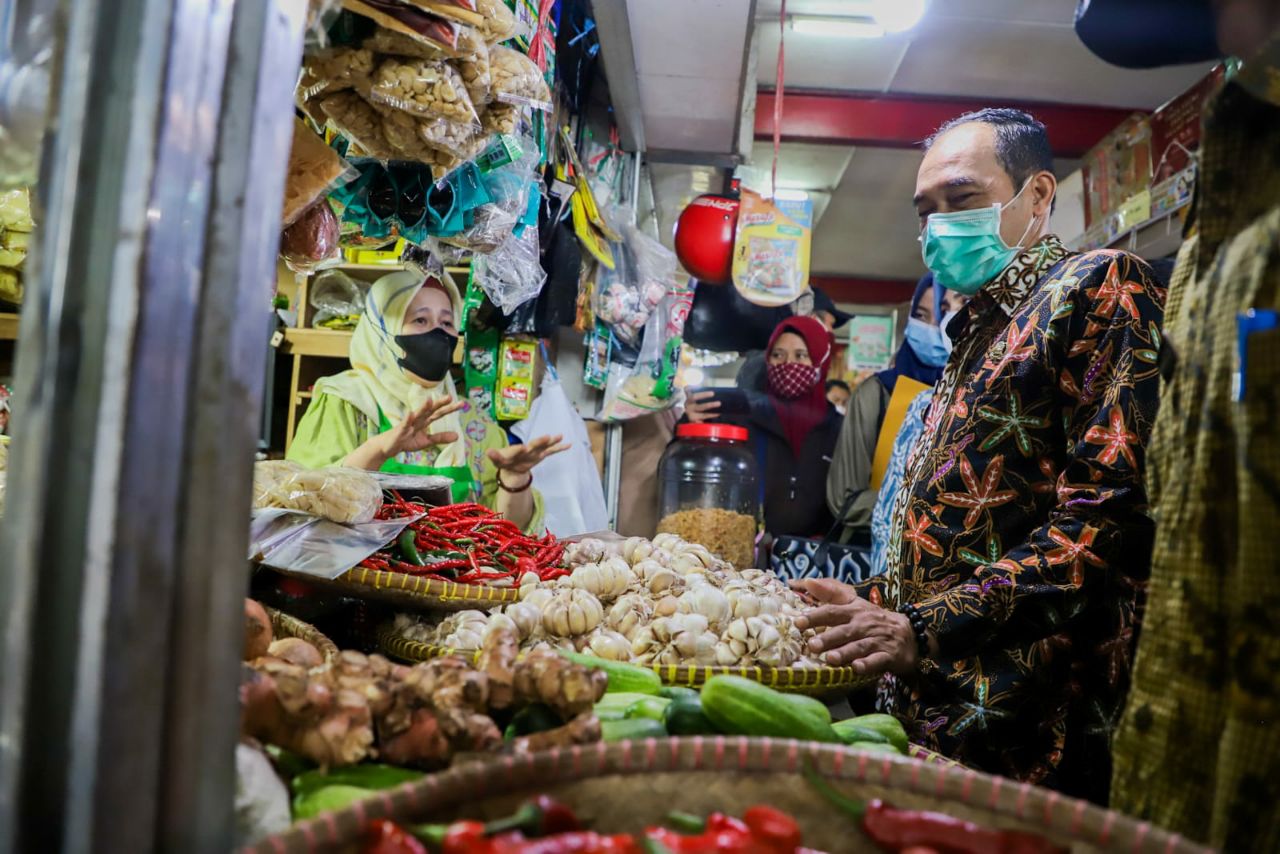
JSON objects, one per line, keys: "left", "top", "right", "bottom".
{"left": 594, "top": 0, "right": 646, "bottom": 152}
{"left": 756, "top": 91, "right": 1143, "bottom": 159}
{"left": 813, "top": 275, "right": 917, "bottom": 305}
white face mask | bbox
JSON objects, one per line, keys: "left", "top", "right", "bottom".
{"left": 835, "top": 404, "right": 847, "bottom": 416}
{"left": 939, "top": 309, "right": 959, "bottom": 355}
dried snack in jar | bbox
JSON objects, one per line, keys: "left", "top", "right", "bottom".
{"left": 489, "top": 46, "right": 551, "bottom": 111}
{"left": 280, "top": 199, "right": 340, "bottom": 274}
{"left": 475, "top": 0, "right": 516, "bottom": 44}
{"left": 282, "top": 118, "right": 353, "bottom": 227}
{"left": 319, "top": 91, "right": 399, "bottom": 160}
{"left": 656, "top": 508, "right": 757, "bottom": 570}
{"left": 298, "top": 47, "right": 375, "bottom": 100}
{"left": 369, "top": 57, "right": 479, "bottom": 125}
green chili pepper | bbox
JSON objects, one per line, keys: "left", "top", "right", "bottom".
{"left": 398, "top": 530, "right": 425, "bottom": 566}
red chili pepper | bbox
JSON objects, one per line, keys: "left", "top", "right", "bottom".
{"left": 488, "top": 831, "right": 642, "bottom": 853}
{"left": 441, "top": 821, "right": 493, "bottom": 854}
{"left": 860, "top": 800, "right": 1067, "bottom": 854}
{"left": 741, "top": 806, "right": 802, "bottom": 851}
{"left": 364, "top": 819, "right": 429, "bottom": 854}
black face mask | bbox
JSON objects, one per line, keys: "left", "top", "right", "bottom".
{"left": 395, "top": 327, "right": 458, "bottom": 382}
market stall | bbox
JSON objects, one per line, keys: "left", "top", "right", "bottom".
{"left": 0, "top": 0, "right": 1260, "bottom": 852}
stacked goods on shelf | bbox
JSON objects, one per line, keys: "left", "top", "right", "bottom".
{"left": 0, "top": 189, "right": 34, "bottom": 306}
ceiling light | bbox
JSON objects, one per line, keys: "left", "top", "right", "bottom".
{"left": 790, "top": 15, "right": 885, "bottom": 39}
{"left": 870, "top": 0, "right": 927, "bottom": 33}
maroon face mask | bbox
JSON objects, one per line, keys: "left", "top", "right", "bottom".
{"left": 767, "top": 361, "right": 821, "bottom": 400}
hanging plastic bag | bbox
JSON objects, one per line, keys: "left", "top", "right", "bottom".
{"left": 731, "top": 188, "right": 813, "bottom": 307}
{"left": 282, "top": 118, "right": 357, "bottom": 227}
{"left": 599, "top": 282, "right": 691, "bottom": 422}
{"left": 310, "top": 269, "right": 368, "bottom": 330}
{"left": 593, "top": 219, "right": 675, "bottom": 347}
{"left": 511, "top": 373, "right": 609, "bottom": 537}
{"left": 280, "top": 198, "right": 341, "bottom": 274}
{"left": 369, "top": 57, "right": 480, "bottom": 125}
{"left": 473, "top": 223, "right": 546, "bottom": 314}
{"left": 489, "top": 46, "right": 552, "bottom": 112}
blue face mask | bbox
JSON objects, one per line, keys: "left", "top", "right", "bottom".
{"left": 904, "top": 317, "right": 949, "bottom": 368}
{"left": 919, "top": 181, "right": 1039, "bottom": 295}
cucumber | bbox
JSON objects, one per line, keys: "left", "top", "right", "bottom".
{"left": 700, "top": 675, "right": 840, "bottom": 743}
{"left": 848, "top": 742, "right": 900, "bottom": 755}
{"left": 781, "top": 693, "right": 832, "bottom": 725}
{"left": 595, "top": 692, "right": 664, "bottom": 713}
{"left": 831, "top": 724, "right": 891, "bottom": 748}
{"left": 658, "top": 686, "right": 700, "bottom": 702}
{"left": 601, "top": 718, "right": 667, "bottom": 742}
{"left": 836, "top": 713, "right": 908, "bottom": 754}
{"left": 560, "top": 651, "right": 662, "bottom": 695}
{"left": 508, "top": 703, "right": 562, "bottom": 737}
{"left": 625, "top": 696, "right": 671, "bottom": 722}
{"left": 664, "top": 695, "right": 720, "bottom": 735}
{"left": 291, "top": 764, "right": 423, "bottom": 798}
{"left": 595, "top": 708, "right": 627, "bottom": 722}
{"left": 292, "top": 785, "right": 377, "bottom": 821}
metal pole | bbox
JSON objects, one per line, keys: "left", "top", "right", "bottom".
{"left": 0, "top": 1, "right": 306, "bottom": 851}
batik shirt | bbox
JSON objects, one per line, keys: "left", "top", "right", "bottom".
{"left": 866, "top": 236, "right": 1165, "bottom": 801}
{"left": 1112, "top": 41, "right": 1280, "bottom": 850}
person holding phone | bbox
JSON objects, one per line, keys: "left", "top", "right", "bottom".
{"left": 684, "top": 315, "right": 841, "bottom": 539}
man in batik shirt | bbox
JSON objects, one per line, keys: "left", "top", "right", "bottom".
{"left": 796, "top": 109, "right": 1165, "bottom": 804}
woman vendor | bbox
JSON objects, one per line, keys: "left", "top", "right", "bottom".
{"left": 287, "top": 270, "right": 567, "bottom": 532}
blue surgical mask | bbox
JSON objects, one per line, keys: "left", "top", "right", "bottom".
{"left": 919, "top": 181, "right": 1039, "bottom": 295}
{"left": 904, "top": 317, "right": 949, "bottom": 368}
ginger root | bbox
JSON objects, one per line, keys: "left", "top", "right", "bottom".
{"left": 513, "top": 650, "right": 608, "bottom": 720}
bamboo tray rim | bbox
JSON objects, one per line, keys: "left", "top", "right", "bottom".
{"left": 263, "top": 564, "right": 522, "bottom": 612}
{"left": 243, "top": 736, "right": 1209, "bottom": 854}
{"left": 376, "top": 622, "right": 876, "bottom": 694}
{"left": 264, "top": 605, "right": 339, "bottom": 663}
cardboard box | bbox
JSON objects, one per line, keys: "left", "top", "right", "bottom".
{"left": 1081, "top": 114, "right": 1153, "bottom": 228}
{"left": 1150, "top": 64, "right": 1226, "bottom": 183}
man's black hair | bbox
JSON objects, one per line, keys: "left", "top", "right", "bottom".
{"left": 825, "top": 379, "right": 851, "bottom": 394}
{"left": 926, "top": 108, "right": 1055, "bottom": 190}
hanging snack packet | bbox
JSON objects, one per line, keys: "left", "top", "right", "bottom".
{"left": 583, "top": 324, "right": 611, "bottom": 390}
{"left": 342, "top": 0, "right": 461, "bottom": 51}
{"left": 730, "top": 188, "right": 812, "bottom": 308}
{"left": 320, "top": 92, "right": 399, "bottom": 160}
{"left": 369, "top": 57, "right": 480, "bottom": 125}
{"left": 494, "top": 337, "right": 537, "bottom": 420}
{"left": 475, "top": 0, "right": 517, "bottom": 44}
{"left": 298, "top": 47, "right": 376, "bottom": 101}
{"left": 464, "top": 327, "right": 499, "bottom": 416}
{"left": 489, "top": 46, "right": 552, "bottom": 112}
{"left": 281, "top": 198, "right": 342, "bottom": 273}
{"left": 282, "top": 118, "right": 356, "bottom": 226}
{"left": 456, "top": 40, "right": 492, "bottom": 106}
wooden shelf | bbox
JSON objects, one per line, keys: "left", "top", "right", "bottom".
{"left": 280, "top": 327, "right": 352, "bottom": 358}
{"left": 0, "top": 312, "right": 18, "bottom": 340}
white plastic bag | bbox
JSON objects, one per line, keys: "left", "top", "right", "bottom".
{"left": 511, "top": 376, "right": 608, "bottom": 538}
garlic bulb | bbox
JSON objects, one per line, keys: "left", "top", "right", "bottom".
{"left": 569, "top": 560, "right": 633, "bottom": 600}
{"left": 622, "top": 536, "right": 655, "bottom": 565}
{"left": 677, "top": 584, "right": 730, "bottom": 628}
{"left": 723, "top": 582, "right": 764, "bottom": 620}
{"left": 585, "top": 628, "right": 632, "bottom": 661}
{"left": 653, "top": 595, "right": 679, "bottom": 618}
{"left": 635, "top": 560, "right": 680, "bottom": 594}
{"left": 519, "top": 571, "right": 542, "bottom": 589}
{"left": 483, "top": 612, "right": 518, "bottom": 644}
{"left": 521, "top": 587, "right": 554, "bottom": 610}
{"left": 542, "top": 589, "right": 605, "bottom": 637}
{"left": 503, "top": 601, "right": 541, "bottom": 640}
{"left": 606, "top": 593, "right": 653, "bottom": 639}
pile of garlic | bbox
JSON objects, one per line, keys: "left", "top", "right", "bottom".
{"left": 396, "top": 533, "right": 824, "bottom": 670}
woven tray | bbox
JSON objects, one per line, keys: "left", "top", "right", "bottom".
{"left": 266, "top": 565, "right": 521, "bottom": 612}
{"left": 265, "top": 606, "right": 339, "bottom": 664}
{"left": 243, "top": 737, "right": 1209, "bottom": 854}
{"left": 377, "top": 622, "right": 875, "bottom": 696}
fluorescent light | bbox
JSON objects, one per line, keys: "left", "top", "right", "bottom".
{"left": 790, "top": 15, "right": 885, "bottom": 39}
{"left": 871, "top": 0, "right": 927, "bottom": 33}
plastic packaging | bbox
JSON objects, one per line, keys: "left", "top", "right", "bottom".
{"left": 473, "top": 224, "right": 546, "bottom": 314}
{"left": 417, "top": 114, "right": 481, "bottom": 158}
{"left": 377, "top": 106, "right": 443, "bottom": 162}
{"left": 489, "top": 46, "right": 552, "bottom": 111}
{"left": 494, "top": 337, "right": 537, "bottom": 420}
{"left": 511, "top": 374, "right": 609, "bottom": 538}
{"left": 298, "top": 47, "right": 376, "bottom": 101}
{"left": 593, "top": 221, "right": 675, "bottom": 346}
{"left": 599, "top": 280, "right": 692, "bottom": 422}
{"left": 657, "top": 423, "right": 760, "bottom": 570}
{"left": 280, "top": 198, "right": 341, "bottom": 274}
{"left": 730, "top": 189, "right": 813, "bottom": 308}
{"left": 344, "top": 0, "right": 462, "bottom": 52}
{"left": 248, "top": 508, "right": 423, "bottom": 579}
{"left": 443, "top": 134, "right": 539, "bottom": 253}
{"left": 369, "top": 57, "right": 479, "bottom": 125}
{"left": 310, "top": 269, "right": 368, "bottom": 330}
{"left": 481, "top": 102, "right": 521, "bottom": 136}
{"left": 456, "top": 39, "right": 492, "bottom": 106}
{"left": 362, "top": 25, "right": 451, "bottom": 61}
{"left": 320, "top": 92, "right": 399, "bottom": 160}
{"left": 282, "top": 118, "right": 356, "bottom": 227}
{"left": 476, "top": 0, "right": 518, "bottom": 44}
{"left": 251, "top": 462, "right": 384, "bottom": 525}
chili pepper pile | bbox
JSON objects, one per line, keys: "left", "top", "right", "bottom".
{"left": 360, "top": 798, "right": 820, "bottom": 854}
{"left": 360, "top": 500, "right": 568, "bottom": 585}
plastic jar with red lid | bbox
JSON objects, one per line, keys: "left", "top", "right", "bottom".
{"left": 657, "top": 422, "right": 760, "bottom": 569}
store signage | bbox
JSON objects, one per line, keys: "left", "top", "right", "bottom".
{"left": 847, "top": 314, "right": 897, "bottom": 371}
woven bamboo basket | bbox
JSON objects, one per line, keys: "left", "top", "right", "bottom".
{"left": 265, "top": 606, "right": 340, "bottom": 664}
{"left": 265, "top": 565, "right": 522, "bottom": 612}
{"left": 243, "top": 737, "right": 1209, "bottom": 854}
{"left": 377, "top": 622, "right": 878, "bottom": 696}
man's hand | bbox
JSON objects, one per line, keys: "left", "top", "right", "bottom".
{"left": 379, "top": 396, "right": 465, "bottom": 458}
{"left": 789, "top": 578, "right": 858, "bottom": 606}
{"left": 486, "top": 434, "right": 571, "bottom": 476}
{"left": 795, "top": 596, "right": 920, "bottom": 676}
